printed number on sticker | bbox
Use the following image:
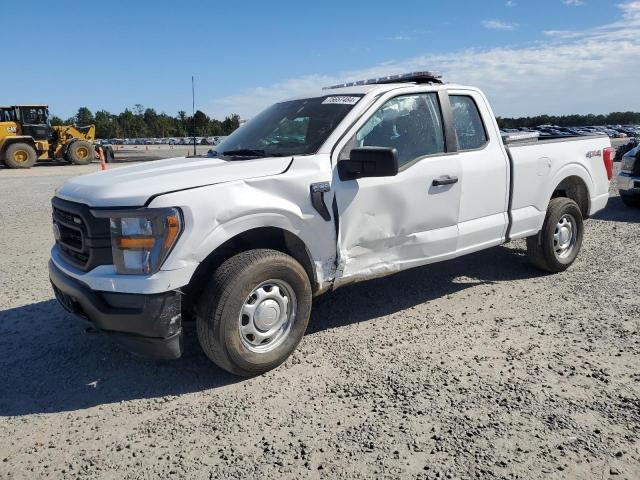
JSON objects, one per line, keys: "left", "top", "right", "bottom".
{"left": 322, "top": 96, "right": 360, "bottom": 105}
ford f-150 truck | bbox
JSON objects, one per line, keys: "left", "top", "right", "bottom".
{"left": 49, "top": 72, "right": 613, "bottom": 376}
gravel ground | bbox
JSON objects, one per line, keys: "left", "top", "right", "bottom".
{"left": 0, "top": 162, "right": 638, "bottom": 480}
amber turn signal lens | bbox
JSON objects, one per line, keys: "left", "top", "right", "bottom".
{"left": 163, "top": 214, "right": 181, "bottom": 251}
{"left": 116, "top": 237, "right": 155, "bottom": 249}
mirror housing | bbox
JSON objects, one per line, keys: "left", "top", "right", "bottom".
{"left": 338, "top": 147, "right": 399, "bottom": 181}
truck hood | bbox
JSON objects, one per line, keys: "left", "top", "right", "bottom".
{"left": 55, "top": 156, "right": 293, "bottom": 207}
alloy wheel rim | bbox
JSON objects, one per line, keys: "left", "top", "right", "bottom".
{"left": 553, "top": 213, "right": 577, "bottom": 259}
{"left": 238, "top": 279, "right": 297, "bottom": 353}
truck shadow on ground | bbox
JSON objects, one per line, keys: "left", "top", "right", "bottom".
{"left": 0, "top": 303, "right": 242, "bottom": 417}
{"left": 0, "top": 244, "right": 540, "bottom": 417}
{"left": 308, "top": 243, "right": 540, "bottom": 334}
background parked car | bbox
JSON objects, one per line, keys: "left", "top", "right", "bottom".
{"left": 618, "top": 145, "right": 640, "bottom": 207}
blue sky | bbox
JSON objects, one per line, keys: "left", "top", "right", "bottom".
{"left": 2, "top": 0, "right": 639, "bottom": 119}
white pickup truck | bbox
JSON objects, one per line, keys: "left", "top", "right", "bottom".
{"left": 49, "top": 72, "right": 613, "bottom": 376}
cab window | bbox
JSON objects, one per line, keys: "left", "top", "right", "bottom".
{"left": 340, "top": 93, "right": 445, "bottom": 167}
{"left": 449, "top": 95, "right": 487, "bottom": 151}
{"left": 21, "top": 107, "right": 47, "bottom": 125}
{"left": 0, "top": 109, "right": 15, "bottom": 122}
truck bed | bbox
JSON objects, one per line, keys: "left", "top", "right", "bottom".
{"left": 504, "top": 134, "right": 612, "bottom": 241}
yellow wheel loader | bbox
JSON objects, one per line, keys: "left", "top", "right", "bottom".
{"left": 0, "top": 105, "right": 100, "bottom": 168}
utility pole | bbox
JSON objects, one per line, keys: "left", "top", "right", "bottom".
{"left": 192, "top": 76, "right": 196, "bottom": 156}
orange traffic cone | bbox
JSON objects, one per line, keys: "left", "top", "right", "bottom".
{"left": 99, "top": 147, "right": 107, "bottom": 171}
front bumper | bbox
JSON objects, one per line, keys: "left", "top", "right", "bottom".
{"left": 49, "top": 260, "right": 183, "bottom": 360}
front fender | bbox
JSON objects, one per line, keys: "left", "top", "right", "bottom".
{"left": 0, "top": 136, "right": 37, "bottom": 155}
{"left": 150, "top": 176, "right": 337, "bottom": 289}
{"left": 198, "top": 211, "right": 313, "bottom": 261}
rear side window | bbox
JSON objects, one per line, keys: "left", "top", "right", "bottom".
{"left": 450, "top": 95, "right": 487, "bottom": 151}
{"left": 341, "top": 93, "right": 445, "bottom": 168}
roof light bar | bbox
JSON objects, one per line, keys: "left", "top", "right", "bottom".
{"left": 323, "top": 71, "right": 443, "bottom": 90}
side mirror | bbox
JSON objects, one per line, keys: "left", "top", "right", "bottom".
{"left": 338, "top": 147, "right": 399, "bottom": 181}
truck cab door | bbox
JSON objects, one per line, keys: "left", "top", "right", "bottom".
{"left": 332, "top": 91, "right": 462, "bottom": 287}
{"left": 448, "top": 91, "right": 510, "bottom": 252}
{"left": 18, "top": 106, "right": 50, "bottom": 141}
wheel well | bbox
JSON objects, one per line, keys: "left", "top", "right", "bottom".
{"left": 0, "top": 137, "right": 37, "bottom": 157}
{"left": 181, "top": 227, "right": 317, "bottom": 320}
{"left": 551, "top": 176, "right": 590, "bottom": 218}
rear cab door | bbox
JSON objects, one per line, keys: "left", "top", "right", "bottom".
{"left": 447, "top": 88, "right": 510, "bottom": 254}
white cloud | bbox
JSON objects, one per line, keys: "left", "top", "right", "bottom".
{"left": 209, "top": 2, "right": 640, "bottom": 118}
{"left": 506, "top": 1, "right": 517, "bottom": 7}
{"left": 563, "top": 0, "right": 585, "bottom": 6}
{"left": 482, "top": 19, "right": 519, "bottom": 30}
{"left": 619, "top": 0, "right": 640, "bottom": 18}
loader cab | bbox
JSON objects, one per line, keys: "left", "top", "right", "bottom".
{"left": 15, "top": 105, "right": 51, "bottom": 140}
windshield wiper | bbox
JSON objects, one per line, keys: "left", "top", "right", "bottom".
{"left": 222, "top": 149, "right": 267, "bottom": 157}
{"left": 222, "top": 149, "right": 291, "bottom": 159}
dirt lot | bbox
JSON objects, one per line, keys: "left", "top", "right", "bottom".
{"left": 0, "top": 162, "right": 638, "bottom": 479}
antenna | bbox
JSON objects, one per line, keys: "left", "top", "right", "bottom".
{"left": 192, "top": 75, "right": 196, "bottom": 156}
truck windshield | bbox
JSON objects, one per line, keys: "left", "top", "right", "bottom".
{"left": 214, "top": 95, "right": 363, "bottom": 159}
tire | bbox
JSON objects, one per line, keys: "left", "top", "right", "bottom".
{"left": 620, "top": 193, "right": 640, "bottom": 208}
{"left": 526, "top": 197, "right": 584, "bottom": 273}
{"left": 196, "top": 249, "right": 312, "bottom": 376}
{"left": 66, "top": 140, "right": 94, "bottom": 165}
{"left": 4, "top": 143, "right": 37, "bottom": 168}
{"left": 104, "top": 146, "right": 115, "bottom": 163}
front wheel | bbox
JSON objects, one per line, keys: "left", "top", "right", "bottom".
{"left": 196, "top": 249, "right": 312, "bottom": 376}
{"left": 66, "top": 140, "right": 94, "bottom": 165}
{"left": 526, "top": 197, "right": 584, "bottom": 273}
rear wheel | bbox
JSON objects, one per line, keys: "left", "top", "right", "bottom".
{"left": 527, "top": 197, "right": 584, "bottom": 273}
{"left": 196, "top": 249, "right": 312, "bottom": 376}
{"left": 66, "top": 140, "right": 94, "bottom": 165}
{"left": 4, "top": 143, "right": 37, "bottom": 168}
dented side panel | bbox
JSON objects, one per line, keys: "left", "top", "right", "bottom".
{"left": 332, "top": 155, "right": 462, "bottom": 287}
{"left": 149, "top": 155, "right": 337, "bottom": 291}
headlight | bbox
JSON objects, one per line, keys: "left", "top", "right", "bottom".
{"left": 621, "top": 155, "right": 636, "bottom": 173}
{"left": 93, "top": 208, "right": 182, "bottom": 274}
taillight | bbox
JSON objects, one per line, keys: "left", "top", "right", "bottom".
{"left": 603, "top": 146, "right": 614, "bottom": 181}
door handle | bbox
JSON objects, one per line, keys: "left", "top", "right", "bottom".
{"left": 432, "top": 175, "right": 459, "bottom": 186}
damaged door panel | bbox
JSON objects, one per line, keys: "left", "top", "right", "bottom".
{"left": 334, "top": 155, "right": 462, "bottom": 286}
{"left": 332, "top": 91, "right": 463, "bottom": 286}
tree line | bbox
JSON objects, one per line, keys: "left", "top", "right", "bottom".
{"left": 51, "top": 106, "right": 240, "bottom": 139}
{"left": 52, "top": 106, "right": 640, "bottom": 138}
{"left": 497, "top": 111, "right": 640, "bottom": 129}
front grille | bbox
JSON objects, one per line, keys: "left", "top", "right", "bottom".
{"left": 53, "top": 209, "right": 84, "bottom": 250}
{"left": 52, "top": 197, "right": 112, "bottom": 271}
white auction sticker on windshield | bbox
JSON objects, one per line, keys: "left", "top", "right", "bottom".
{"left": 322, "top": 96, "right": 360, "bottom": 105}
